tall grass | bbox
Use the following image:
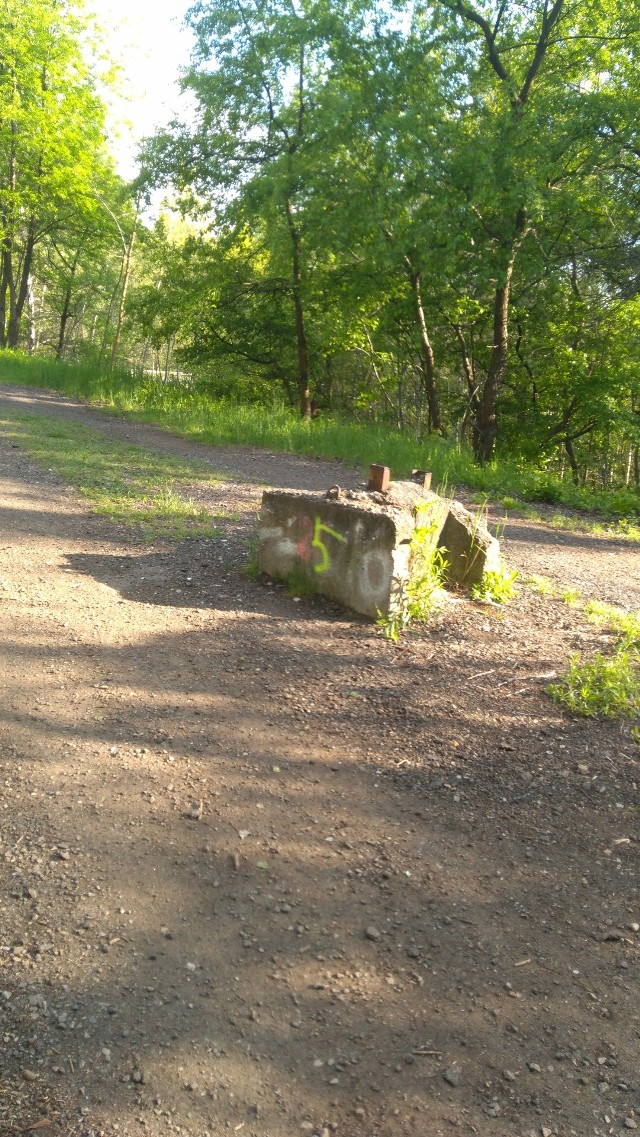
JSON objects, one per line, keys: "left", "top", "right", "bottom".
{"left": 1, "top": 350, "right": 639, "bottom": 518}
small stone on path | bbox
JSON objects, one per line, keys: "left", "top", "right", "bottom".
{"left": 443, "top": 1063, "right": 461, "bottom": 1087}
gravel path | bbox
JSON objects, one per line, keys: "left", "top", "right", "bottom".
{"left": 0, "top": 384, "right": 638, "bottom": 1137}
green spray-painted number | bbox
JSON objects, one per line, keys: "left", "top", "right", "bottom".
{"left": 312, "top": 516, "right": 346, "bottom": 573}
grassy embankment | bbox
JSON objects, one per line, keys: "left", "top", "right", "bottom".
{"left": 0, "top": 351, "right": 639, "bottom": 534}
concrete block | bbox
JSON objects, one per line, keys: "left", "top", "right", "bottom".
{"left": 258, "top": 485, "right": 500, "bottom": 619}
{"left": 436, "top": 500, "right": 500, "bottom": 588}
{"left": 259, "top": 488, "right": 425, "bottom": 618}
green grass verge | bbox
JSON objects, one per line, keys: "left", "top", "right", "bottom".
{"left": 518, "top": 503, "right": 640, "bottom": 542}
{"left": 0, "top": 411, "right": 229, "bottom": 541}
{"left": 1, "top": 351, "right": 639, "bottom": 522}
{"left": 549, "top": 650, "right": 640, "bottom": 719}
{"left": 548, "top": 594, "right": 640, "bottom": 719}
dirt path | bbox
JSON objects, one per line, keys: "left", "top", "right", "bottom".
{"left": 0, "top": 385, "right": 638, "bottom": 1137}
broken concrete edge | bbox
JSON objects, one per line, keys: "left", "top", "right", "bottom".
{"left": 257, "top": 484, "right": 499, "bottom": 620}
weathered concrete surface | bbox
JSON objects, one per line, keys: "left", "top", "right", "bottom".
{"left": 438, "top": 500, "right": 500, "bottom": 588}
{"left": 258, "top": 483, "right": 499, "bottom": 618}
{"left": 259, "top": 487, "right": 425, "bottom": 618}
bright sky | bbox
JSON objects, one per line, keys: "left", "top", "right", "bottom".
{"left": 90, "top": 0, "right": 196, "bottom": 178}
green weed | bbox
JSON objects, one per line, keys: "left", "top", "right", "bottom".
{"left": 550, "top": 597, "right": 640, "bottom": 720}
{"left": 0, "top": 411, "right": 227, "bottom": 541}
{"left": 583, "top": 600, "right": 640, "bottom": 650}
{"left": 283, "top": 565, "right": 317, "bottom": 602}
{"left": 501, "top": 495, "right": 518, "bottom": 510}
{"left": 378, "top": 519, "right": 447, "bottom": 640}
{"left": 243, "top": 531, "right": 261, "bottom": 580}
{"left": 524, "top": 574, "right": 556, "bottom": 596}
{"left": 376, "top": 597, "right": 412, "bottom": 643}
{"left": 471, "top": 565, "right": 519, "bottom": 604}
{"left": 560, "top": 587, "right": 582, "bottom": 606}
{"left": 548, "top": 651, "right": 640, "bottom": 719}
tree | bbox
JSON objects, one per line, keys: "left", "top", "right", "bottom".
{"left": 0, "top": 0, "right": 111, "bottom": 349}
{"left": 430, "top": 0, "right": 640, "bottom": 461}
{"left": 142, "top": 0, "right": 367, "bottom": 417}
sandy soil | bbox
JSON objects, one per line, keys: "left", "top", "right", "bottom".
{"left": 0, "top": 384, "right": 638, "bottom": 1137}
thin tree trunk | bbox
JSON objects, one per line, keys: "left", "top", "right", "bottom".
{"left": 54, "top": 245, "right": 82, "bottom": 359}
{"left": 27, "top": 277, "right": 37, "bottom": 352}
{"left": 0, "top": 244, "right": 14, "bottom": 349}
{"left": 564, "top": 437, "right": 580, "bottom": 485}
{"left": 8, "top": 216, "right": 37, "bottom": 348}
{"left": 405, "top": 262, "right": 444, "bottom": 435}
{"left": 57, "top": 286, "right": 73, "bottom": 359}
{"left": 0, "top": 128, "right": 17, "bottom": 348}
{"left": 284, "top": 197, "right": 311, "bottom": 419}
{"left": 110, "top": 215, "right": 137, "bottom": 367}
{"left": 473, "top": 208, "right": 527, "bottom": 463}
{"left": 625, "top": 447, "right": 633, "bottom": 487}
{"left": 99, "top": 281, "right": 120, "bottom": 362}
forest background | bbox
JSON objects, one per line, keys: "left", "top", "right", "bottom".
{"left": 2, "top": 0, "right": 640, "bottom": 509}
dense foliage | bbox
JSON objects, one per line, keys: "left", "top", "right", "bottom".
{"left": 3, "top": 0, "right": 640, "bottom": 492}
{"left": 0, "top": 0, "right": 138, "bottom": 364}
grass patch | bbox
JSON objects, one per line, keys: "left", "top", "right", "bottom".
{"left": 524, "top": 573, "right": 557, "bottom": 596}
{"left": 548, "top": 651, "right": 640, "bottom": 719}
{"left": 583, "top": 600, "right": 640, "bottom": 649}
{"left": 519, "top": 503, "right": 640, "bottom": 542}
{"left": 470, "top": 565, "right": 519, "bottom": 604}
{"left": 243, "top": 531, "right": 261, "bottom": 580}
{"left": 549, "top": 597, "right": 640, "bottom": 720}
{"left": 559, "top": 587, "right": 582, "bottom": 606}
{"left": 0, "top": 411, "right": 229, "bottom": 541}
{"left": 1, "top": 351, "right": 639, "bottom": 522}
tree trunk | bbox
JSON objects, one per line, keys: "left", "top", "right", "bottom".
{"left": 110, "top": 216, "right": 137, "bottom": 367}
{"left": 406, "top": 264, "right": 445, "bottom": 435}
{"left": 472, "top": 208, "right": 527, "bottom": 463}
{"left": 472, "top": 274, "right": 511, "bottom": 464}
{"left": 27, "top": 277, "right": 37, "bottom": 352}
{"left": 0, "top": 243, "right": 16, "bottom": 350}
{"left": 56, "top": 246, "right": 81, "bottom": 359}
{"left": 57, "top": 286, "right": 73, "bottom": 359}
{"left": 564, "top": 436, "right": 580, "bottom": 484}
{"left": 8, "top": 217, "right": 37, "bottom": 348}
{"left": 285, "top": 197, "right": 311, "bottom": 419}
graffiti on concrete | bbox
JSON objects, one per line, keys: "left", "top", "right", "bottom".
{"left": 295, "top": 514, "right": 347, "bottom": 574}
{"left": 311, "top": 516, "right": 346, "bottom": 573}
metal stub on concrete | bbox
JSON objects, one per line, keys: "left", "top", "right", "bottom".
{"left": 411, "top": 469, "right": 432, "bottom": 491}
{"left": 367, "top": 464, "right": 391, "bottom": 493}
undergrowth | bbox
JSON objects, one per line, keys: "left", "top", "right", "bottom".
{"left": 378, "top": 517, "right": 448, "bottom": 641}
{"left": 470, "top": 565, "right": 519, "bottom": 603}
{"left": 1, "top": 350, "right": 640, "bottom": 522}
{"left": 549, "top": 597, "right": 640, "bottom": 719}
{"left": 0, "top": 411, "right": 229, "bottom": 541}
{"left": 548, "top": 651, "right": 640, "bottom": 719}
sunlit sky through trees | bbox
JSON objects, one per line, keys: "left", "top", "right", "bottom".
{"left": 90, "top": 0, "right": 194, "bottom": 177}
